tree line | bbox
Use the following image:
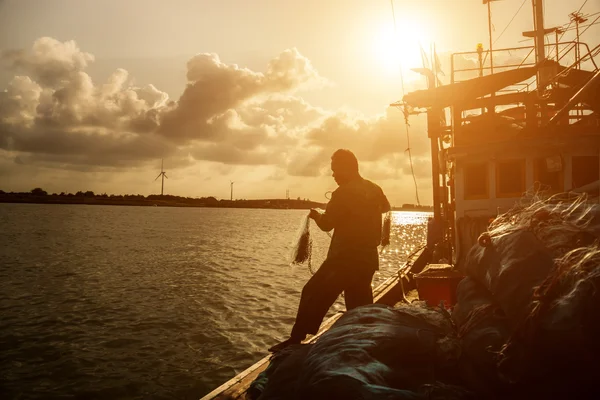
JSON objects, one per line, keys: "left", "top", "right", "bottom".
{"left": 0, "top": 188, "right": 432, "bottom": 211}
{"left": 0, "top": 188, "right": 324, "bottom": 209}
{"left": 0, "top": 188, "right": 220, "bottom": 203}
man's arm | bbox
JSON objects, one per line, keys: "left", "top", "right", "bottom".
{"left": 380, "top": 187, "right": 391, "bottom": 213}
{"left": 309, "top": 190, "right": 343, "bottom": 232}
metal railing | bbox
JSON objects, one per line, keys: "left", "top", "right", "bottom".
{"left": 449, "top": 40, "right": 599, "bottom": 128}
{"left": 449, "top": 41, "right": 594, "bottom": 85}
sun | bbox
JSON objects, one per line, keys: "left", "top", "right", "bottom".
{"left": 372, "top": 19, "right": 431, "bottom": 77}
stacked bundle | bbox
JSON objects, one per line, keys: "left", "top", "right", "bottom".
{"left": 457, "top": 194, "right": 600, "bottom": 397}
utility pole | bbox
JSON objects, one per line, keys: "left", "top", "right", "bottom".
{"left": 230, "top": 181, "right": 234, "bottom": 201}
{"left": 570, "top": 12, "right": 587, "bottom": 69}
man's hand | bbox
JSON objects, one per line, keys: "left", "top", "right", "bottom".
{"left": 308, "top": 208, "right": 321, "bottom": 220}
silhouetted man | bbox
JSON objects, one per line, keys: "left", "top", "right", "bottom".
{"left": 269, "top": 149, "right": 391, "bottom": 352}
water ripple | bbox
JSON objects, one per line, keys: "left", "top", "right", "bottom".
{"left": 0, "top": 204, "right": 428, "bottom": 399}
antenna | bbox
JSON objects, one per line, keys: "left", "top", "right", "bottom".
{"left": 569, "top": 11, "right": 588, "bottom": 69}
{"left": 230, "top": 181, "right": 234, "bottom": 201}
{"left": 154, "top": 159, "right": 168, "bottom": 196}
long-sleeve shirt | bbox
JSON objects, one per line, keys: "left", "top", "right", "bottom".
{"left": 315, "top": 177, "right": 391, "bottom": 270}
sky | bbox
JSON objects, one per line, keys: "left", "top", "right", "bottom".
{"left": 1, "top": 0, "right": 599, "bottom": 205}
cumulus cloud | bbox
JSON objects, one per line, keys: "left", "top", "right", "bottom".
{"left": 0, "top": 37, "right": 431, "bottom": 191}
{"left": 298, "top": 107, "right": 430, "bottom": 175}
{"left": 158, "top": 48, "right": 324, "bottom": 143}
{"left": 2, "top": 37, "right": 94, "bottom": 87}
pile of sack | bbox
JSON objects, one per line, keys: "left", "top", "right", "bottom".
{"left": 459, "top": 194, "right": 600, "bottom": 398}
{"left": 250, "top": 302, "right": 471, "bottom": 400}
{"left": 250, "top": 194, "right": 600, "bottom": 399}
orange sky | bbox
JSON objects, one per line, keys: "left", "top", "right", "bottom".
{"left": 1, "top": 0, "right": 599, "bottom": 205}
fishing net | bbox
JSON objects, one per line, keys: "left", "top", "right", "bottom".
{"left": 460, "top": 193, "right": 600, "bottom": 396}
{"left": 496, "top": 245, "right": 600, "bottom": 392}
{"left": 290, "top": 213, "right": 314, "bottom": 273}
{"left": 452, "top": 277, "right": 509, "bottom": 396}
{"left": 381, "top": 211, "right": 392, "bottom": 248}
{"left": 464, "top": 193, "right": 600, "bottom": 328}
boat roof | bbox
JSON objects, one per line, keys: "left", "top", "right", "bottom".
{"left": 400, "top": 43, "right": 600, "bottom": 152}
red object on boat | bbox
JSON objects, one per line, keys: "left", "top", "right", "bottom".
{"left": 415, "top": 264, "right": 464, "bottom": 308}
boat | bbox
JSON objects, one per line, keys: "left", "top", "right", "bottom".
{"left": 201, "top": 1, "right": 600, "bottom": 398}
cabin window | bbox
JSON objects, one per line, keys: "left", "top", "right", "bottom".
{"left": 572, "top": 155, "right": 599, "bottom": 192}
{"left": 463, "top": 162, "right": 488, "bottom": 200}
{"left": 533, "top": 156, "right": 563, "bottom": 194}
{"left": 496, "top": 159, "right": 526, "bottom": 198}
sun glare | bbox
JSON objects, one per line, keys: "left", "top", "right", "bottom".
{"left": 372, "top": 19, "right": 430, "bottom": 77}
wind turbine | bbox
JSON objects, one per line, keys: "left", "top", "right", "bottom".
{"left": 155, "top": 159, "right": 168, "bottom": 196}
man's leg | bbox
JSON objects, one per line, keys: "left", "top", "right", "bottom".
{"left": 343, "top": 268, "right": 375, "bottom": 310}
{"left": 269, "top": 259, "right": 344, "bottom": 352}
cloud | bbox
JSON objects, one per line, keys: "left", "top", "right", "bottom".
{"left": 158, "top": 48, "right": 324, "bottom": 143}
{"left": 1, "top": 37, "right": 431, "bottom": 193}
{"left": 286, "top": 148, "right": 331, "bottom": 177}
{"left": 299, "top": 107, "right": 431, "bottom": 176}
{"left": 2, "top": 37, "right": 94, "bottom": 87}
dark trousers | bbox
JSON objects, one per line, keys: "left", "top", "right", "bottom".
{"left": 290, "top": 256, "right": 375, "bottom": 340}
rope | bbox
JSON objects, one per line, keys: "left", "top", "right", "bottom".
{"left": 578, "top": 14, "right": 600, "bottom": 38}
{"left": 550, "top": 14, "right": 600, "bottom": 64}
{"left": 482, "top": 0, "right": 527, "bottom": 66}
{"left": 390, "top": 0, "right": 421, "bottom": 206}
{"left": 403, "top": 117, "right": 421, "bottom": 206}
{"left": 493, "top": 0, "right": 527, "bottom": 46}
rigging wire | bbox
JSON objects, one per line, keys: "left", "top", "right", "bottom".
{"left": 551, "top": 14, "right": 600, "bottom": 62}
{"left": 390, "top": 0, "right": 421, "bottom": 206}
{"left": 583, "top": 11, "right": 600, "bottom": 19}
{"left": 548, "top": 0, "right": 591, "bottom": 59}
{"left": 494, "top": 0, "right": 528, "bottom": 46}
{"left": 578, "top": 14, "right": 600, "bottom": 37}
{"left": 562, "top": 20, "right": 600, "bottom": 33}
{"left": 482, "top": 0, "right": 526, "bottom": 75}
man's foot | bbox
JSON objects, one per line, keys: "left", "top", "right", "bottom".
{"left": 268, "top": 337, "right": 303, "bottom": 353}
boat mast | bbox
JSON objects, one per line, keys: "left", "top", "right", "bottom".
{"left": 532, "top": 0, "right": 547, "bottom": 91}
{"left": 484, "top": 0, "right": 497, "bottom": 75}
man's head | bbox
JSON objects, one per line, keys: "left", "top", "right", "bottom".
{"left": 331, "top": 149, "right": 359, "bottom": 185}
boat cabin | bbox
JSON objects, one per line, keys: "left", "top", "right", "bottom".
{"left": 401, "top": 39, "right": 600, "bottom": 266}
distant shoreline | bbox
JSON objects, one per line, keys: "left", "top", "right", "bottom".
{"left": 0, "top": 195, "right": 324, "bottom": 210}
{"left": 0, "top": 192, "right": 433, "bottom": 212}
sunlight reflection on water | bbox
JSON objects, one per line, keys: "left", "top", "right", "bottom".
{"left": 0, "top": 204, "right": 430, "bottom": 399}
